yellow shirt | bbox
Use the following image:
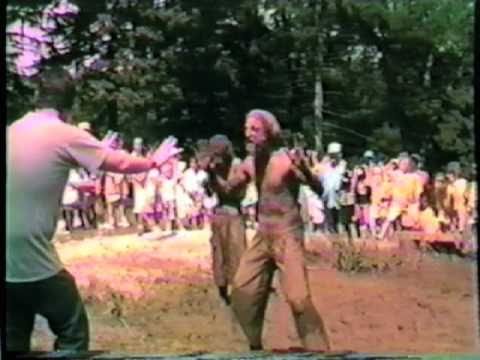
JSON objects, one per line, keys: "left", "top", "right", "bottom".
{"left": 391, "top": 172, "right": 423, "bottom": 206}
{"left": 447, "top": 178, "right": 468, "bottom": 211}
{"left": 468, "top": 181, "right": 477, "bottom": 211}
{"left": 418, "top": 207, "right": 440, "bottom": 234}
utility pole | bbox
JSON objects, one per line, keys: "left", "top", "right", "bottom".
{"left": 313, "top": 0, "right": 326, "bottom": 152}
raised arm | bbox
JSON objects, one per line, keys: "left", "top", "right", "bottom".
{"left": 287, "top": 149, "right": 324, "bottom": 196}
{"left": 209, "top": 157, "right": 252, "bottom": 196}
{"left": 100, "top": 150, "right": 155, "bottom": 173}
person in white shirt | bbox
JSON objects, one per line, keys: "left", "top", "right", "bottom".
{"left": 61, "top": 169, "right": 82, "bottom": 232}
{"left": 180, "top": 157, "right": 209, "bottom": 229}
{"left": 158, "top": 161, "right": 178, "bottom": 233}
{"left": 320, "top": 142, "right": 345, "bottom": 234}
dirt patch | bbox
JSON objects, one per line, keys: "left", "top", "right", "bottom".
{"left": 31, "top": 230, "right": 479, "bottom": 355}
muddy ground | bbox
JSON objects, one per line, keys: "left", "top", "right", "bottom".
{"left": 30, "top": 228, "right": 479, "bottom": 356}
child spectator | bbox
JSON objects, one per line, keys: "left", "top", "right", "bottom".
{"left": 180, "top": 157, "right": 208, "bottom": 229}
{"left": 368, "top": 165, "right": 390, "bottom": 238}
{"left": 432, "top": 173, "right": 450, "bottom": 232}
{"left": 467, "top": 167, "right": 477, "bottom": 232}
{"left": 158, "top": 160, "right": 177, "bottom": 233}
{"left": 417, "top": 194, "right": 441, "bottom": 235}
{"left": 446, "top": 162, "right": 469, "bottom": 234}
{"left": 353, "top": 166, "right": 371, "bottom": 238}
{"left": 103, "top": 135, "right": 130, "bottom": 229}
{"left": 338, "top": 169, "right": 356, "bottom": 242}
{"left": 61, "top": 169, "right": 82, "bottom": 232}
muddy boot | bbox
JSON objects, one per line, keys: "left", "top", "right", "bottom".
{"left": 249, "top": 344, "right": 263, "bottom": 351}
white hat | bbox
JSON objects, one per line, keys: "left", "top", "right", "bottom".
{"left": 327, "top": 142, "right": 342, "bottom": 154}
{"left": 363, "top": 150, "right": 374, "bottom": 158}
{"left": 133, "top": 137, "right": 143, "bottom": 145}
{"left": 78, "top": 122, "right": 91, "bottom": 131}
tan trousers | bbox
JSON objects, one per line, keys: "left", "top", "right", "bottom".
{"left": 231, "top": 226, "right": 330, "bottom": 350}
{"left": 210, "top": 208, "right": 247, "bottom": 287}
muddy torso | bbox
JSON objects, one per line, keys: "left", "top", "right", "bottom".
{"left": 251, "top": 149, "right": 303, "bottom": 231}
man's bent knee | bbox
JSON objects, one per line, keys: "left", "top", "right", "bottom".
{"left": 286, "top": 295, "right": 310, "bottom": 315}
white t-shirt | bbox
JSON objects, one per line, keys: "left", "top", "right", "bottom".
{"left": 62, "top": 169, "right": 82, "bottom": 205}
{"left": 182, "top": 168, "right": 208, "bottom": 194}
{"left": 160, "top": 176, "right": 177, "bottom": 202}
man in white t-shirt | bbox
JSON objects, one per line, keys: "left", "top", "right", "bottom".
{"left": 6, "top": 67, "right": 182, "bottom": 353}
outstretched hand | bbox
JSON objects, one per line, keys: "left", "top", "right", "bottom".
{"left": 151, "top": 136, "right": 183, "bottom": 167}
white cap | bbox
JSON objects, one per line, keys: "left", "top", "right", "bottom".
{"left": 327, "top": 142, "right": 342, "bottom": 154}
{"left": 78, "top": 122, "right": 91, "bottom": 131}
{"left": 363, "top": 150, "right": 374, "bottom": 158}
{"left": 133, "top": 137, "right": 143, "bottom": 145}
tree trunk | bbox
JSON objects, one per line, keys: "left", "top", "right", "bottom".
{"left": 313, "top": 71, "right": 324, "bottom": 152}
{"left": 313, "top": 0, "right": 326, "bottom": 152}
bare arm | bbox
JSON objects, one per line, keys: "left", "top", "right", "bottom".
{"left": 209, "top": 158, "right": 252, "bottom": 195}
{"left": 287, "top": 150, "right": 324, "bottom": 195}
{"left": 99, "top": 149, "right": 155, "bottom": 174}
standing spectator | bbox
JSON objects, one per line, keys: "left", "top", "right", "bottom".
{"left": 173, "top": 154, "right": 188, "bottom": 230}
{"left": 130, "top": 137, "right": 146, "bottom": 227}
{"left": 368, "top": 165, "right": 390, "bottom": 238}
{"left": 353, "top": 166, "right": 371, "bottom": 238}
{"left": 299, "top": 185, "right": 324, "bottom": 234}
{"left": 320, "top": 142, "right": 345, "bottom": 234}
{"left": 417, "top": 194, "right": 441, "bottom": 235}
{"left": 446, "top": 162, "right": 469, "bottom": 234}
{"left": 467, "top": 166, "right": 477, "bottom": 234}
{"left": 432, "top": 173, "right": 450, "bottom": 232}
{"left": 411, "top": 154, "right": 430, "bottom": 188}
{"left": 180, "top": 157, "right": 208, "bottom": 229}
{"left": 76, "top": 122, "right": 98, "bottom": 229}
{"left": 139, "top": 166, "right": 162, "bottom": 237}
{"left": 61, "top": 169, "right": 82, "bottom": 232}
{"left": 104, "top": 171, "right": 125, "bottom": 229}
{"left": 378, "top": 156, "right": 423, "bottom": 241}
{"left": 362, "top": 150, "right": 376, "bottom": 169}
{"left": 338, "top": 169, "right": 356, "bottom": 242}
{"left": 158, "top": 160, "right": 177, "bottom": 233}
{"left": 103, "top": 135, "right": 132, "bottom": 229}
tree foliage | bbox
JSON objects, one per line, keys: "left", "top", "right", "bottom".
{"left": 6, "top": 0, "right": 474, "bottom": 169}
